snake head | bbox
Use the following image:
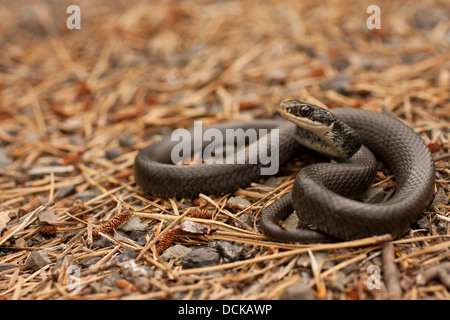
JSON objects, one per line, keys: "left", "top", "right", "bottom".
{"left": 278, "top": 100, "right": 361, "bottom": 160}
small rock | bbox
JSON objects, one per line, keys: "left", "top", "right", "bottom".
{"left": 180, "top": 220, "right": 209, "bottom": 234}
{"left": 280, "top": 282, "right": 315, "bottom": 300}
{"left": 227, "top": 197, "right": 251, "bottom": 211}
{"left": 160, "top": 245, "right": 192, "bottom": 261}
{"left": 314, "top": 252, "right": 334, "bottom": 271}
{"left": 119, "top": 260, "right": 152, "bottom": 292}
{"left": 329, "top": 271, "right": 347, "bottom": 291}
{"left": 79, "top": 257, "right": 101, "bottom": 268}
{"left": 92, "top": 237, "right": 113, "bottom": 248}
{"left": 237, "top": 213, "right": 253, "bottom": 227}
{"left": 215, "top": 240, "right": 243, "bottom": 262}
{"left": 56, "top": 185, "right": 76, "bottom": 199}
{"left": 105, "top": 147, "right": 123, "bottom": 160}
{"left": 101, "top": 271, "right": 121, "bottom": 290}
{"left": 116, "top": 246, "right": 138, "bottom": 262}
{"left": 182, "top": 248, "right": 220, "bottom": 269}
{"left": 127, "top": 231, "right": 148, "bottom": 246}
{"left": 361, "top": 187, "right": 386, "bottom": 203}
{"left": 26, "top": 250, "right": 51, "bottom": 271}
{"left": 119, "top": 216, "right": 148, "bottom": 232}
{"left": 417, "top": 216, "right": 431, "bottom": 229}
{"left": 284, "top": 213, "right": 300, "bottom": 229}
{"left": 75, "top": 190, "right": 99, "bottom": 202}
{"left": 38, "top": 210, "right": 57, "bottom": 223}
{"left": 430, "top": 188, "right": 448, "bottom": 211}
{"left": 118, "top": 136, "right": 136, "bottom": 148}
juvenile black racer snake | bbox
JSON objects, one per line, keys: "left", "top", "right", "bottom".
{"left": 134, "top": 101, "right": 435, "bottom": 242}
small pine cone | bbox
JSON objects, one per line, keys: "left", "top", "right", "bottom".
{"left": 189, "top": 209, "right": 214, "bottom": 219}
{"left": 39, "top": 224, "right": 57, "bottom": 237}
{"left": 155, "top": 228, "right": 180, "bottom": 255}
{"left": 92, "top": 210, "right": 132, "bottom": 237}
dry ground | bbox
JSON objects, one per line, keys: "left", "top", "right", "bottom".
{"left": 0, "top": 0, "right": 449, "bottom": 300}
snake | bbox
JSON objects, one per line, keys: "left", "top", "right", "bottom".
{"left": 134, "top": 100, "right": 435, "bottom": 242}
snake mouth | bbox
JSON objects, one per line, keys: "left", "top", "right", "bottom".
{"left": 278, "top": 101, "right": 329, "bottom": 129}
{"left": 278, "top": 100, "right": 335, "bottom": 140}
{"left": 278, "top": 100, "right": 361, "bottom": 159}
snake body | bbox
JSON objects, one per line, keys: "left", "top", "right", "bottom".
{"left": 134, "top": 107, "right": 435, "bottom": 242}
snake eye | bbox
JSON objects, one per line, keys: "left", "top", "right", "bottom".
{"left": 299, "top": 106, "right": 311, "bottom": 117}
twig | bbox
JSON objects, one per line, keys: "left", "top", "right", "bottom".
{"left": 382, "top": 242, "right": 402, "bottom": 299}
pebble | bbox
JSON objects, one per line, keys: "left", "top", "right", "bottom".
{"left": 237, "top": 213, "right": 253, "bottom": 227}
{"left": 38, "top": 210, "right": 57, "bottom": 223}
{"left": 160, "top": 245, "right": 192, "bottom": 261}
{"left": 91, "top": 237, "right": 113, "bottom": 248}
{"left": 227, "top": 196, "right": 251, "bottom": 211}
{"left": 417, "top": 216, "right": 431, "bottom": 229}
{"left": 26, "top": 250, "right": 52, "bottom": 271}
{"left": 101, "top": 271, "right": 121, "bottom": 291}
{"left": 182, "top": 248, "right": 220, "bottom": 269}
{"left": 79, "top": 257, "right": 101, "bottom": 268}
{"left": 119, "top": 216, "right": 148, "bottom": 232}
{"left": 116, "top": 246, "right": 138, "bottom": 262}
{"left": 214, "top": 240, "right": 243, "bottom": 262}
{"left": 126, "top": 231, "right": 148, "bottom": 246}
{"left": 280, "top": 282, "right": 315, "bottom": 300}
{"left": 118, "top": 136, "right": 136, "bottom": 148}
{"left": 55, "top": 185, "right": 76, "bottom": 199}
{"left": 75, "top": 190, "right": 99, "bottom": 202}
{"left": 284, "top": 212, "right": 300, "bottom": 229}
{"left": 430, "top": 188, "right": 448, "bottom": 210}
{"left": 105, "top": 147, "right": 123, "bottom": 160}
{"left": 180, "top": 220, "right": 209, "bottom": 234}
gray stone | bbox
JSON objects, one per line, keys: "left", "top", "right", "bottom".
{"left": 227, "top": 196, "right": 251, "bottom": 211}
{"left": 105, "top": 147, "right": 123, "bottom": 160}
{"left": 119, "top": 216, "right": 148, "bottom": 232}
{"left": 118, "top": 136, "right": 136, "bottom": 148}
{"left": 237, "top": 213, "right": 253, "bottom": 227}
{"left": 26, "top": 250, "right": 51, "bottom": 271}
{"left": 75, "top": 190, "right": 99, "bottom": 202}
{"left": 79, "top": 257, "right": 101, "bottom": 268}
{"left": 56, "top": 185, "right": 76, "bottom": 198}
{"left": 160, "top": 245, "right": 192, "bottom": 261}
{"left": 180, "top": 220, "right": 209, "bottom": 234}
{"left": 280, "top": 282, "right": 315, "bottom": 300}
{"left": 430, "top": 188, "right": 448, "bottom": 211}
{"left": 215, "top": 240, "right": 243, "bottom": 262}
{"left": 284, "top": 213, "right": 300, "bottom": 229}
{"left": 92, "top": 237, "right": 113, "bottom": 248}
{"left": 116, "top": 246, "right": 138, "bottom": 262}
{"left": 182, "top": 248, "right": 220, "bottom": 269}
{"left": 101, "top": 271, "right": 121, "bottom": 290}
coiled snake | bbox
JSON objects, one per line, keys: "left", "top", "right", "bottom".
{"left": 134, "top": 100, "right": 435, "bottom": 242}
